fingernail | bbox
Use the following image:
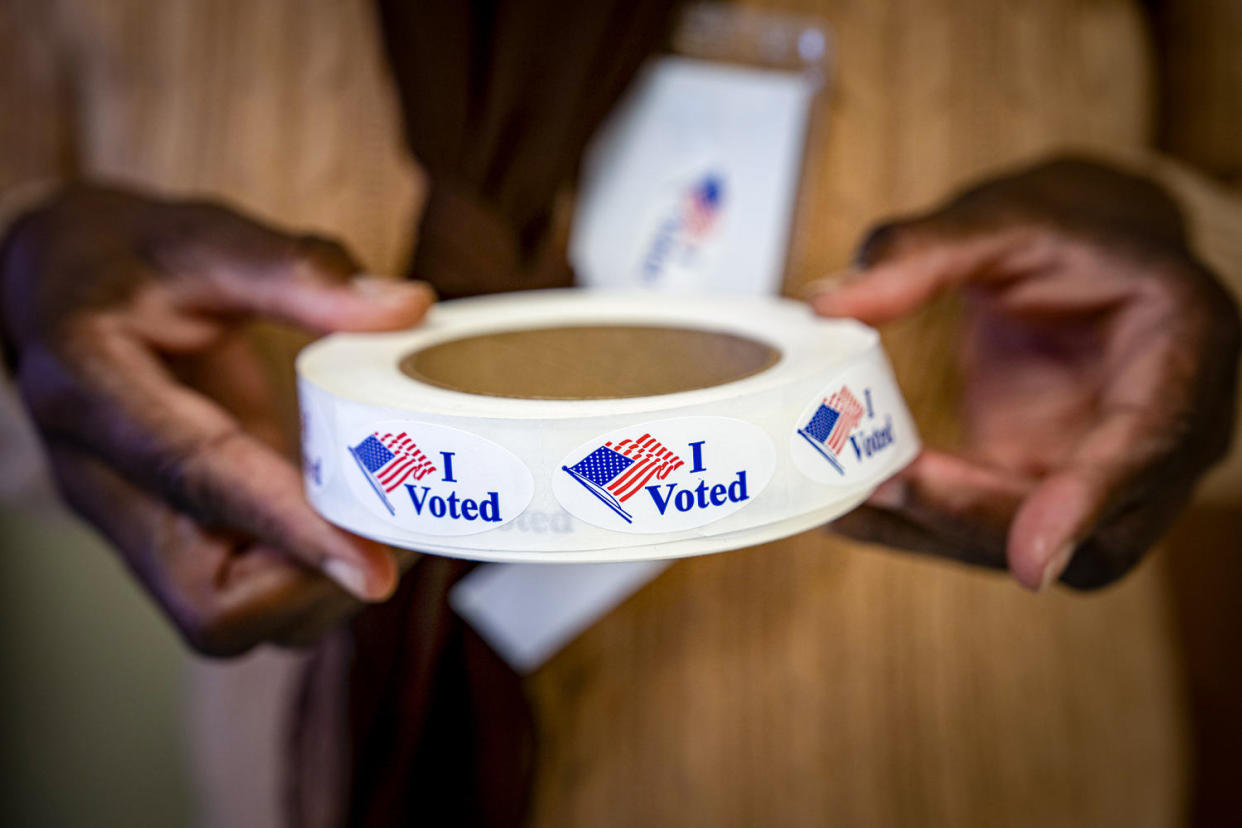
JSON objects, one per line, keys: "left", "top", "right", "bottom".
{"left": 1038, "top": 542, "right": 1076, "bottom": 592}
{"left": 868, "top": 477, "right": 907, "bottom": 510}
{"left": 350, "top": 274, "right": 429, "bottom": 302}
{"left": 802, "top": 267, "right": 860, "bottom": 299}
{"left": 323, "top": 558, "right": 373, "bottom": 600}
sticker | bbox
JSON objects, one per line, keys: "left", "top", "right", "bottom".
{"left": 570, "top": 56, "right": 818, "bottom": 296}
{"left": 344, "top": 420, "right": 534, "bottom": 536}
{"left": 790, "top": 376, "right": 907, "bottom": 485}
{"left": 553, "top": 416, "right": 774, "bottom": 534}
{"left": 631, "top": 167, "right": 728, "bottom": 288}
{"left": 298, "top": 383, "right": 334, "bottom": 494}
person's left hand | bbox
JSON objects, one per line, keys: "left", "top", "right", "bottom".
{"left": 0, "top": 185, "right": 434, "bottom": 654}
{"left": 811, "top": 157, "right": 1239, "bottom": 590}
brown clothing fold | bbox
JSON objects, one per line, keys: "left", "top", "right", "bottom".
{"left": 377, "top": 0, "right": 679, "bottom": 298}
{"left": 290, "top": 1, "right": 679, "bottom": 826}
{"left": 290, "top": 558, "right": 535, "bottom": 827}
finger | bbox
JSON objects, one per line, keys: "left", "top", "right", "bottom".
{"left": 28, "top": 333, "right": 398, "bottom": 602}
{"left": 836, "top": 449, "right": 1033, "bottom": 568}
{"left": 234, "top": 270, "right": 436, "bottom": 334}
{"left": 164, "top": 335, "right": 364, "bottom": 627}
{"left": 247, "top": 233, "right": 434, "bottom": 332}
{"left": 808, "top": 224, "right": 1048, "bottom": 325}
{"left": 144, "top": 205, "right": 435, "bottom": 333}
{"left": 1006, "top": 293, "right": 1219, "bottom": 590}
{"left": 221, "top": 542, "right": 364, "bottom": 650}
{"left": 165, "top": 331, "right": 287, "bottom": 450}
{"left": 830, "top": 505, "right": 1003, "bottom": 569}
{"left": 1006, "top": 406, "right": 1171, "bottom": 591}
{"left": 871, "top": 449, "right": 1034, "bottom": 525}
{"left": 44, "top": 442, "right": 362, "bottom": 655}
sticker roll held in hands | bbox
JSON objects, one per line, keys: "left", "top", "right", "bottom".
{"left": 296, "top": 290, "right": 919, "bottom": 563}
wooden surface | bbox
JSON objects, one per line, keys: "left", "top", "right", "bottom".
{"left": 528, "top": 542, "right": 1188, "bottom": 827}
{"left": 4, "top": 1, "right": 1242, "bottom": 825}
{"left": 526, "top": 1, "right": 1190, "bottom": 826}
{"left": 1153, "top": 0, "right": 1242, "bottom": 184}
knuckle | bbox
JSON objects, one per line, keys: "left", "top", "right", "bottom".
{"left": 288, "top": 233, "right": 359, "bottom": 280}
{"left": 854, "top": 218, "right": 922, "bottom": 268}
{"left": 270, "top": 610, "right": 349, "bottom": 650}
{"left": 853, "top": 208, "right": 996, "bottom": 269}
{"left": 181, "top": 570, "right": 348, "bottom": 656}
{"left": 17, "top": 346, "right": 91, "bottom": 427}
{"left": 150, "top": 429, "right": 238, "bottom": 524}
{"left": 16, "top": 185, "right": 98, "bottom": 232}
{"left": 141, "top": 199, "right": 250, "bottom": 265}
{"left": 176, "top": 197, "right": 238, "bottom": 224}
{"left": 165, "top": 195, "right": 272, "bottom": 241}
{"left": 179, "top": 604, "right": 258, "bottom": 658}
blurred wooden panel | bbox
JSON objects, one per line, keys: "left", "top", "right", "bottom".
{"left": 5, "top": 0, "right": 1226, "bottom": 824}
{"left": 1141, "top": 161, "right": 1242, "bottom": 826}
{"left": 528, "top": 540, "right": 1187, "bottom": 827}
{"left": 50, "top": 0, "right": 424, "bottom": 277}
{"left": 0, "top": 0, "right": 74, "bottom": 191}
{"left": 1163, "top": 506, "right": 1242, "bottom": 826}
{"left": 1151, "top": 0, "right": 1242, "bottom": 183}
{"left": 42, "top": 0, "right": 429, "bottom": 442}
{"left": 527, "top": 2, "right": 1191, "bottom": 826}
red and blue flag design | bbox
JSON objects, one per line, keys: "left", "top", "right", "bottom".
{"left": 797, "top": 386, "right": 865, "bottom": 475}
{"left": 562, "top": 434, "right": 685, "bottom": 523}
{"left": 349, "top": 432, "right": 437, "bottom": 515}
{"left": 682, "top": 174, "right": 723, "bottom": 239}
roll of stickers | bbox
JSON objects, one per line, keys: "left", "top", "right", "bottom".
{"left": 297, "top": 290, "right": 919, "bottom": 563}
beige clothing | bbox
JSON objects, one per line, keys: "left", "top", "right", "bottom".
{"left": 3, "top": 0, "right": 1241, "bottom": 825}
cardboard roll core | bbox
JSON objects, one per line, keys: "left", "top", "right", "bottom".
{"left": 400, "top": 325, "right": 781, "bottom": 400}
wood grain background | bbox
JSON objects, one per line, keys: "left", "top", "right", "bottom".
{"left": 3, "top": 0, "right": 1240, "bottom": 825}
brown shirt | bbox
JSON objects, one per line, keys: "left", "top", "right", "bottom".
{"left": 3, "top": 1, "right": 1242, "bottom": 826}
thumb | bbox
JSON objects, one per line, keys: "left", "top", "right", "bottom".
{"left": 807, "top": 219, "right": 1037, "bottom": 325}
{"left": 290, "top": 272, "right": 436, "bottom": 334}
{"left": 247, "top": 234, "right": 436, "bottom": 332}
{"left": 1004, "top": 407, "right": 1167, "bottom": 591}
{"left": 195, "top": 229, "right": 436, "bottom": 333}
{"left": 864, "top": 449, "right": 1033, "bottom": 558}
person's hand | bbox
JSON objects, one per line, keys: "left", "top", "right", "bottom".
{"left": 0, "top": 185, "right": 434, "bottom": 654}
{"left": 811, "top": 158, "right": 1240, "bottom": 590}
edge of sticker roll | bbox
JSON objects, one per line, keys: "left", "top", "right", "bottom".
{"left": 297, "top": 290, "right": 919, "bottom": 563}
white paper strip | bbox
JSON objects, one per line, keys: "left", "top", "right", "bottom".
{"left": 570, "top": 56, "right": 816, "bottom": 295}
{"left": 450, "top": 561, "right": 671, "bottom": 674}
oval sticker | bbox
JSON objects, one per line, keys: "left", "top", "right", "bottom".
{"left": 789, "top": 374, "right": 910, "bottom": 485}
{"left": 553, "top": 416, "right": 774, "bottom": 534}
{"left": 343, "top": 420, "right": 534, "bottom": 536}
{"left": 298, "top": 383, "right": 335, "bottom": 496}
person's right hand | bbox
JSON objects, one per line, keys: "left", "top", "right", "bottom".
{"left": 811, "top": 158, "right": 1239, "bottom": 590}
{"left": 0, "top": 185, "right": 434, "bottom": 656}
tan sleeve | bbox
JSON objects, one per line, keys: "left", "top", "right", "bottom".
{"left": 0, "top": 0, "right": 75, "bottom": 234}
{"left": 1118, "top": 153, "right": 1242, "bottom": 505}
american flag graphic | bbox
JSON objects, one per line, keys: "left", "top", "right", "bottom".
{"left": 797, "top": 386, "right": 865, "bottom": 475}
{"left": 349, "top": 432, "right": 437, "bottom": 514}
{"left": 562, "top": 434, "right": 685, "bottom": 523}
{"left": 682, "top": 174, "right": 723, "bottom": 239}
